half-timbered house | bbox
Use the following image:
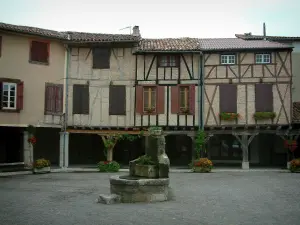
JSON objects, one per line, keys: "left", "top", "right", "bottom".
{"left": 134, "top": 37, "right": 294, "bottom": 168}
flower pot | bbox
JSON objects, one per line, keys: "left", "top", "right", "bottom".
{"left": 33, "top": 166, "right": 51, "bottom": 174}
{"left": 193, "top": 167, "right": 212, "bottom": 173}
{"left": 134, "top": 164, "right": 157, "bottom": 178}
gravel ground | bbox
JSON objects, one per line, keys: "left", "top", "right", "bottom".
{"left": 0, "top": 171, "right": 300, "bottom": 225}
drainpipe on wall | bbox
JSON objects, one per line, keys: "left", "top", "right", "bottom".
{"left": 63, "top": 37, "right": 70, "bottom": 168}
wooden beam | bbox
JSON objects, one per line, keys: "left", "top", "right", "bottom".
{"left": 67, "top": 129, "right": 147, "bottom": 135}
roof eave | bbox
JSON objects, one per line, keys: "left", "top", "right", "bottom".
{"left": 0, "top": 28, "right": 66, "bottom": 40}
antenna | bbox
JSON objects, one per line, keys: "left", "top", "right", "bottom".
{"left": 119, "top": 26, "right": 132, "bottom": 34}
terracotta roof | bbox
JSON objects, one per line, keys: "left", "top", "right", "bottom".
{"left": 137, "top": 38, "right": 292, "bottom": 52}
{"left": 65, "top": 31, "right": 139, "bottom": 43}
{"left": 0, "top": 22, "right": 139, "bottom": 42}
{"left": 138, "top": 38, "right": 200, "bottom": 52}
{"left": 235, "top": 34, "right": 300, "bottom": 41}
{"left": 293, "top": 102, "right": 300, "bottom": 123}
{"left": 0, "top": 22, "right": 67, "bottom": 39}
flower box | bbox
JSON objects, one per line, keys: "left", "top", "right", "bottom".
{"left": 190, "top": 158, "right": 213, "bottom": 173}
{"left": 193, "top": 167, "right": 211, "bottom": 173}
{"left": 290, "top": 158, "right": 300, "bottom": 173}
{"left": 219, "top": 112, "right": 240, "bottom": 121}
{"left": 253, "top": 112, "right": 276, "bottom": 120}
{"left": 134, "top": 164, "right": 157, "bottom": 178}
{"left": 33, "top": 166, "right": 51, "bottom": 174}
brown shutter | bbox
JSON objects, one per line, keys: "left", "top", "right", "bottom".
{"left": 156, "top": 86, "right": 165, "bottom": 114}
{"left": 55, "top": 85, "right": 63, "bottom": 113}
{"left": 81, "top": 85, "right": 89, "bottom": 114}
{"left": 44, "top": 84, "right": 52, "bottom": 114}
{"left": 109, "top": 85, "right": 126, "bottom": 115}
{"left": 30, "top": 41, "right": 49, "bottom": 63}
{"left": 171, "top": 86, "right": 179, "bottom": 114}
{"left": 219, "top": 84, "right": 237, "bottom": 113}
{"left": 135, "top": 85, "right": 143, "bottom": 114}
{"left": 0, "top": 81, "right": 2, "bottom": 109}
{"left": 189, "top": 85, "right": 195, "bottom": 115}
{"left": 93, "top": 48, "right": 110, "bottom": 69}
{"left": 255, "top": 84, "right": 273, "bottom": 112}
{"left": 73, "top": 84, "right": 81, "bottom": 114}
{"left": 17, "top": 82, "right": 24, "bottom": 110}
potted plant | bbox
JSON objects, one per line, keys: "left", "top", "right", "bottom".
{"left": 145, "top": 107, "right": 155, "bottom": 114}
{"left": 180, "top": 107, "right": 190, "bottom": 114}
{"left": 135, "top": 155, "right": 157, "bottom": 178}
{"left": 189, "top": 130, "right": 213, "bottom": 173}
{"left": 290, "top": 158, "right": 300, "bottom": 173}
{"left": 32, "top": 158, "right": 51, "bottom": 174}
{"left": 97, "top": 161, "right": 120, "bottom": 172}
{"left": 285, "top": 139, "right": 298, "bottom": 169}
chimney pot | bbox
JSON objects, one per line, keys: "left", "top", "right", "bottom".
{"left": 132, "top": 26, "right": 140, "bottom": 36}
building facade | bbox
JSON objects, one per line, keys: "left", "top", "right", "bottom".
{"left": 0, "top": 23, "right": 66, "bottom": 168}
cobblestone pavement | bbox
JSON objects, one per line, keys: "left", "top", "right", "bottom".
{"left": 0, "top": 171, "right": 299, "bottom": 225}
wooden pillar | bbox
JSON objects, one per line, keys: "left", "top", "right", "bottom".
{"left": 234, "top": 132, "right": 258, "bottom": 170}
{"left": 187, "top": 134, "right": 195, "bottom": 161}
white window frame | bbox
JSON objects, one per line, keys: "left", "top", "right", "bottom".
{"left": 221, "top": 55, "right": 236, "bottom": 65}
{"left": 255, "top": 53, "right": 271, "bottom": 64}
{"left": 159, "top": 55, "right": 178, "bottom": 67}
{"left": 2, "top": 82, "right": 17, "bottom": 110}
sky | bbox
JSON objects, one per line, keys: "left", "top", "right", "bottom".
{"left": 0, "top": 0, "right": 299, "bottom": 38}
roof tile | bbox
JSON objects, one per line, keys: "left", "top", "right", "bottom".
{"left": 235, "top": 34, "right": 300, "bottom": 41}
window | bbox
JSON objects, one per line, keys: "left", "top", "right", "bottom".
{"left": 93, "top": 48, "right": 110, "bottom": 69}
{"left": 109, "top": 85, "right": 126, "bottom": 115}
{"left": 143, "top": 87, "right": 156, "bottom": 112}
{"left": 44, "top": 84, "right": 63, "bottom": 115}
{"left": 180, "top": 86, "right": 189, "bottom": 110}
{"left": 30, "top": 40, "right": 50, "bottom": 64}
{"left": 221, "top": 55, "right": 235, "bottom": 64}
{"left": 255, "top": 84, "right": 273, "bottom": 112}
{"left": 219, "top": 84, "right": 237, "bottom": 113}
{"left": 2, "top": 82, "right": 17, "bottom": 109}
{"left": 255, "top": 54, "right": 271, "bottom": 64}
{"left": 158, "top": 55, "right": 179, "bottom": 67}
{"left": 73, "top": 84, "right": 89, "bottom": 114}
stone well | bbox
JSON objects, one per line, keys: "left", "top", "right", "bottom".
{"left": 110, "top": 175, "right": 171, "bottom": 203}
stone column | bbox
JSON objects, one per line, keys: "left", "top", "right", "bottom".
{"left": 59, "top": 132, "right": 69, "bottom": 168}
{"left": 241, "top": 135, "right": 250, "bottom": 170}
{"left": 23, "top": 131, "right": 33, "bottom": 167}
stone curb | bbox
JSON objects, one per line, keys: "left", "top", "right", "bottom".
{"left": 0, "top": 168, "right": 288, "bottom": 177}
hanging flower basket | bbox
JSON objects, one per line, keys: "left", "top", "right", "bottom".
{"left": 28, "top": 136, "right": 37, "bottom": 146}
{"left": 219, "top": 112, "right": 240, "bottom": 121}
{"left": 180, "top": 108, "right": 190, "bottom": 114}
{"left": 284, "top": 140, "right": 297, "bottom": 152}
{"left": 145, "top": 107, "right": 155, "bottom": 113}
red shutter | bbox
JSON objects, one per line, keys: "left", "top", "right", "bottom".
{"left": 171, "top": 86, "right": 179, "bottom": 114}
{"left": 135, "top": 85, "right": 143, "bottom": 114}
{"left": 156, "top": 86, "right": 165, "bottom": 114}
{"left": 17, "top": 82, "right": 24, "bottom": 110}
{"left": 44, "top": 85, "right": 50, "bottom": 114}
{"left": 189, "top": 85, "right": 195, "bottom": 115}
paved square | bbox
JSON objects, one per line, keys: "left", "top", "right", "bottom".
{"left": 0, "top": 171, "right": 299, "bottom": 225}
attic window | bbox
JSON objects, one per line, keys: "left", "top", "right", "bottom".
{"left": 255, "top": 53, "right": 271, "bottom": 64}
{"left": 221, "top": 55, "right": 235, "bottom": 64}
{"left": 158, "top": 55, "right": 179, "bottom": 67}
{"left": 30, "top": 40, "right": 50, "bottom": 64}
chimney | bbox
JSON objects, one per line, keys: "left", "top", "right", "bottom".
{"left": 263, "top": 22, "right": 266, "bottom": 40}
{"left": 132, "top": 26, "right": 140, "bottom": 37}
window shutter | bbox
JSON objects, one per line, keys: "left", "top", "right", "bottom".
{"left": 0, "top": 82, "right": 2, "bottom": 109}
{"left": 255, "top": 84, "right": 273, "bottom": 112}
{"left": 93, "top": 48, "right": 110, "bottom": 69}
{"left": 17, "top": 82, "right": 24, "bottom": 110}
{"left": 109, "top": 85, "right": 126, "bottom": 115}
{"left": 73, "top": 85, "right": 81, "bottom": 114}
{"left": 81, "top": 85, "right": 89, "bottom": 114}
{"left": 156, "top": 86, "right": 165, "bottom": 114}
{"left": 44, "top": 85, "right": 52, "bottom": 114}
{"left": 135, "top": 85, "right": 143, "bottom": 114}
{"left": 219, "top": 84, "right": 237, "bottom": 113}
{"left": 188, "top": 85, "right": 195, "bottom": 115}
{"left": 171, "top": 86, "right": 179, "bottom": 114}
{"left": 55, "top": 85, "right": 63, "bottom": 113}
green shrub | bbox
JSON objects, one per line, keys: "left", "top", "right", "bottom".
{"left": 97, "top": 161, "right": 120, "bottom": 172}
{"left": 135, "top": 155, "right": 156, "bottom": 165}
